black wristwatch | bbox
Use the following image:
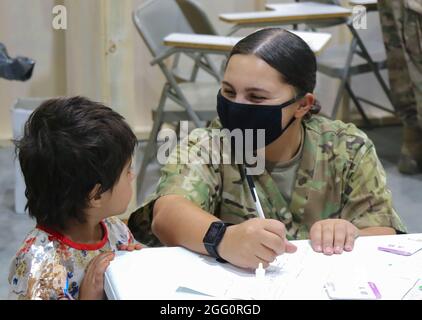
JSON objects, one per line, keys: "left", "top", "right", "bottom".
{"left": 203, "top": 221, "right": 233, "bottom": 263}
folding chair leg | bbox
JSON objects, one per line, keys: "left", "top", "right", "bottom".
{"left": 202, "top": 54, "right": 222, "bottom": 82}
{"left": 172, "top": 52, "right": 181, "bottom": 70}
{"left": 190, "top": 54, "right": 201, "bottom": 82}
{"left": 136, "top": 84, "right": 169, "bottom": 203}
{"left": 187, "top": 52, "right": 221, "bottom": 82}
{"left": 331, "top": 37, "right": 358, "bottom": 119}
{"left": 345, "top": 81, "right": 372, "bottom": 128}
{"left": 219, "top": 55, "right": 228, "bottom": 78}
{"left": 160, "top": 62, "right": 202, "bottom": 127}
{"left": 348, "top": 24, "right": 393, "bottom": 106}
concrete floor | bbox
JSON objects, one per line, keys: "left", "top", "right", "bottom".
{"left": 1, "top": 125, "right": 421, "bottom": 299}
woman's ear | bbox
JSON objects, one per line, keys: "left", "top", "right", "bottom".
{"left": 294, "top": 93, "right": 314, "bottom": 119}
{"left": 88, "top": 183, "right": 103, "bottom": 208}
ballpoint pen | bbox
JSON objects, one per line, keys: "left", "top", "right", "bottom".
{"left": 241, "top": 165, "right": 284, "bottom": 269}
{"left": 243, "top": 166, "right": 266, "bottom": 219}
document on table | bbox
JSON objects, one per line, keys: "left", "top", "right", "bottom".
{"left": 177, "top": 244, "right": 380, "bottom": 300}
{"left": 177, "top": 245, "right": 325, "bottom": 299}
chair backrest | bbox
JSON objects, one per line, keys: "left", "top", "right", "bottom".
{"left": 133, "top": 0, "right": 194, "bottom": 58}
{"left": 175, "top": 0, "right": 218, "bottom": 35}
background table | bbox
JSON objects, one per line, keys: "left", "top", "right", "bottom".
{"left": 219, "top": 2, "right": 351, "bottom": 35}
{"left": 163, "top": 30, "right": 332, "bottom": 56}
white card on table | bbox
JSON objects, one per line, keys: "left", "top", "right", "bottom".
{"left": 402, "top": 279, "right": 422, "bottom": 300}
{"left": 324, "top": 280, "right": 381, "bottom": 300}
{"left": 378, "top": 238, "right": 422, "bottom": 256}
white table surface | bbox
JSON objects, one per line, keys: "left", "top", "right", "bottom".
{"left": 105, "top": 233, "right": 422, "bottom": 300}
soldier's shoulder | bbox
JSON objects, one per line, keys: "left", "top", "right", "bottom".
{"left": 304, "top": 116, "right": 374, "bottom": 154}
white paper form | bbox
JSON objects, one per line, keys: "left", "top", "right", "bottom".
{"left": 402, "top": 279, "right": 422, "bottom": 300}
{"left": 178, "top": 243, "right": 333, "bottom": 300}
{"left": 178, "top": 237, "right": 422, "bottom": 300}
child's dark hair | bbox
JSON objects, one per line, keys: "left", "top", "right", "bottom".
{"left": 15, "top": 96, "right": 137, "bottom": 229}
{"left": 228, "top": 28, "right": 321, "bottom": 116}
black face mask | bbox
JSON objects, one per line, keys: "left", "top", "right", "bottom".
{"left": 216, "top": 90, "right": 303, "bottom": 149}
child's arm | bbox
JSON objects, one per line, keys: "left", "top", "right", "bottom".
{"left": 78, "top": 251, "right": 115, "bottom": 300}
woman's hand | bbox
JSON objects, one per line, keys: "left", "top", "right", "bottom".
{"left": 218, "top": 218, "right": 297, "bottom": 269}
{"left": 310, "top": 219, "right": 359, "bottom": 255}
{"left": 79, "top": 251, "right": 115, "bottom": 300}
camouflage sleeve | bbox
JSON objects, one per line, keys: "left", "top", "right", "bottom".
{"left": 340, "top": 143, "right": 407, "bottom": 233}
{"left": 128, "top": 129, "right": 222, "bottom": 246}
{"left": 379, "top": 0, "right": 422, "bottom": 127}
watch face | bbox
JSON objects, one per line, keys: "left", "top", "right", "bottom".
{"left": 204, "top": 222, "right": 224, "bottom": 244}
{"left": 208, "top": 224, "right": 220, "bottom": 238}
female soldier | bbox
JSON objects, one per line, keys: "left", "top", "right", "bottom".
{"left": 129, "top": 28, "right": 406, "bottom": 269}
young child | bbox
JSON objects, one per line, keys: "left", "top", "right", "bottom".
{"left": 8, "top": 96, "right": 142, "bottom": 300}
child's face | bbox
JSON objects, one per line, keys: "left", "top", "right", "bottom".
{"left": 99, "top": 159, "right": 135, "bottom": 217}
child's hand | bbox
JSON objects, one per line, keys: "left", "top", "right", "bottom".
{"left": 310, "top": 219, "right": 359, "bottom": 255}
{"left": 117, "top": 243, "right": 143, "bottom": 251}
{"left": 78, "top": 251, "right": 114, "bottom": 300}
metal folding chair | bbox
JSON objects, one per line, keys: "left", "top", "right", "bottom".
{"left": 133, "top": 0, "right": 221, "bottom": 200}
{"left": 175, "top": 0, "right": 226, "bottom": 81}
{"left": 297, "top": 0, "right": 394, "bottom": 126}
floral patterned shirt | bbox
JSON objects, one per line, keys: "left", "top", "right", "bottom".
{"left": 8, "top": 216, "right": 135, "bottom": 300}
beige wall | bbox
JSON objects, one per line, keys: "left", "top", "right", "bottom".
{"left": 0, "top": 0, "right": 67, "bottom": 140}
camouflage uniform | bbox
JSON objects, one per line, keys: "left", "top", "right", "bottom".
{"left": 378, "top": 0, "right": 422, "bottom": 128}
{"left": 128, "top": 116, "right": 406, "bottom": 246}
